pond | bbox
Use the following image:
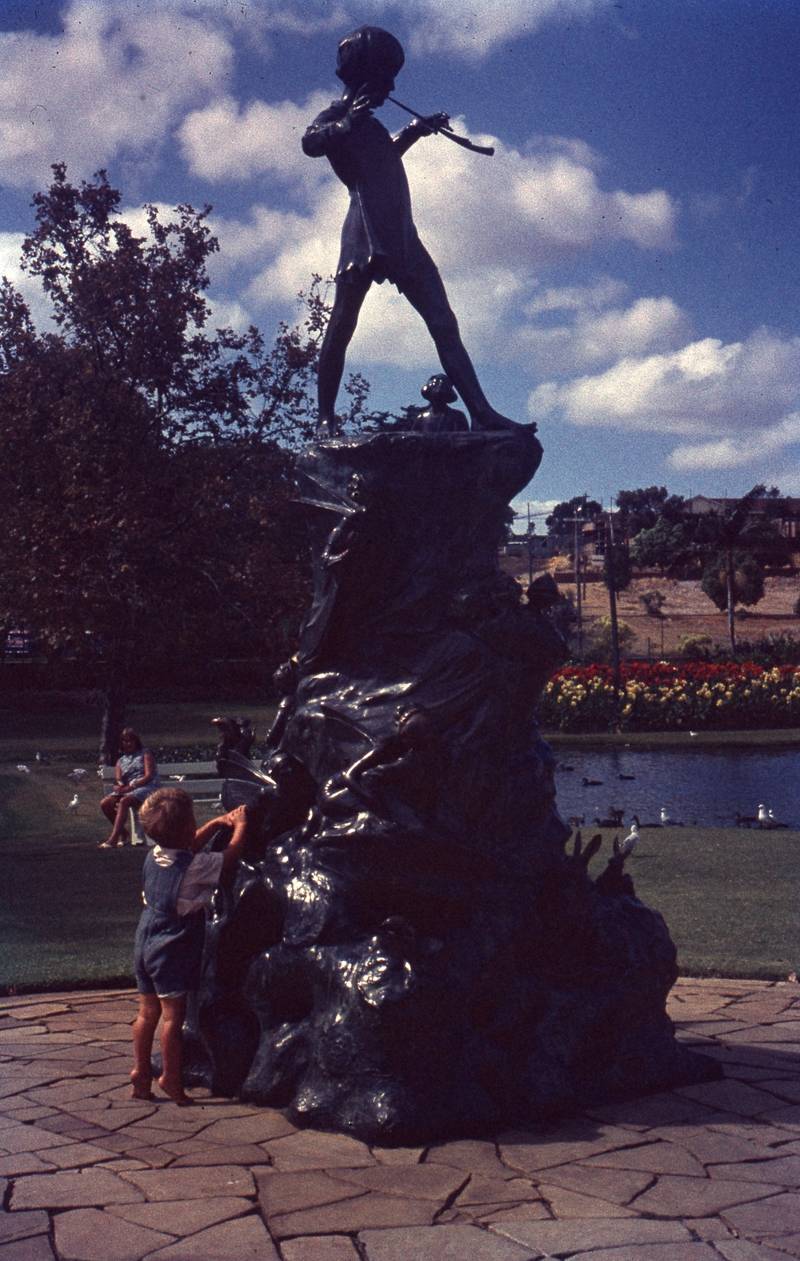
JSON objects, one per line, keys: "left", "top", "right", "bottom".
{"left": 551, "top": 746, "right": 800, "bottom": 830}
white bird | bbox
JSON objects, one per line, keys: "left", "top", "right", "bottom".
{"left": 758, "top": 804, "right": 769, "bottom": 825}
{"left": 660, "top": 807, "right": 684, "bottom": 826}
{"left": 67, "top": 794, "right": 79, "bottom": 810}
{"left": 16, "top": 764, "right": 30, "bottom": 774}
{"left": 35, "top": 752, "right": 50, "bottom": 764}
{"left": 67, "top": 768, "right": 88, "bottom": 782}
{"left": 619, "top": 816, "right": 640, "bottom": 856}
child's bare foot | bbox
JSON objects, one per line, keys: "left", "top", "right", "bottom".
{"left": 158, "top": 1073, "right": 194, "bottom": 1106}
{"left": 130, "top": 1068, "right": 154, "bottom": 1100}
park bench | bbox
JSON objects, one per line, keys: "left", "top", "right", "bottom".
{"left": 100, "top": 762, "right": 224, "bottom": 845}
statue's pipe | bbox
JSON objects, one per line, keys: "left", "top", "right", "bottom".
{"left": 387, "top": 96, "right": 495, "bottom": 156}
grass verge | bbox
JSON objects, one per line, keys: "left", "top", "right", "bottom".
{"left": 545, "top": 728, "right": 800, "bottom": 750}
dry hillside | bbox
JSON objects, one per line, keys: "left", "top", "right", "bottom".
{"left": 502, "top": 558, "right": 800, "bottom": 657}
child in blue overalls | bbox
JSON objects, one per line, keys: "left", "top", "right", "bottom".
{"left": 131, "top": 788, "right": 249, "bottom": 1106}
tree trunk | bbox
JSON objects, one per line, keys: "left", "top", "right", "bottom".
{"left": 99, "top": 657, "right": 129, "bottom": 766}
{"left": 726, "top": 548, "right": 736, "bottom": 654}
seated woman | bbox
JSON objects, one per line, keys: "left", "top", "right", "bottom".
{"left": 99, "top": 729, "right": 161, "bottom": 849}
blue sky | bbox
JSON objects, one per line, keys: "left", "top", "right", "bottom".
{"left": 0, "top": 0, "right": 797, "bottom": 527}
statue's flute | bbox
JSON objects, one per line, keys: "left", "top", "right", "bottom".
{"left": 387, "top": 96, "right": 495, "bottom": 156}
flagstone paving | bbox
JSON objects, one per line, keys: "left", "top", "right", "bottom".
{"left": 0, "top": 979, "right": 798, "bottom": 1259}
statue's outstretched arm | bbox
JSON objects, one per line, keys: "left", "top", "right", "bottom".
{"left": 393, "top": 112, "right": 451, "bottom": 156}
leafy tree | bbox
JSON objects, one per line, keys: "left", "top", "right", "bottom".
{"left": 701, "top": 551, "right": 765, "bottom": 617}
{"left": 0, "top": 167, "right": 365, "bottom": 761}
{"left": 546, "top": 495, "right": 601, "bottom": 537}
{"left": 589, "top": 616, "right": 636, "bottom": 663}
{"left": 600, "top": 519, "right": 631, "bottom": 692}
{"left": 691, "top": 484, "right": 777, "bottom": 653}
{"left": 630, "top": 516, "right": 689, "bottom": 573}
{"left": 603, "top": 538, "right": 631, "bottom": 595}
{"left": 616, "top": 486, "right": 685, "bottom": 534}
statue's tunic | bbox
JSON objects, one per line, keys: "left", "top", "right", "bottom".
{"left": 302, "top": 100, "right": 427, "bottom": 288}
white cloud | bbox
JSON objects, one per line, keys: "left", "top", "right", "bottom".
{"left": 389, "top": 0, "right": 611, "bottom": 58}
{"left": 516, "top": 289, "right": 691, "bottom": 375}
{"left": 669, "top": 414, "right": 800, "bottom": 472}
{"left": 524, "top": 278, "right": 628, "bottom": 316}
{"left": 509, "top": 495, "right": 562, "bottom": 526}
{"left": 528, "top": 328, "right": 800, "bottom": 473}
{"left": 0, "top": 232, "right": 51, "bottom": 328}
{"left": 178, "top": 91, "right": 333, "bottom": 191}
{"left": 403, "top": 131, "right": 677, "bottom": 272}
{"left": 0, "top": 0, "right": 234, "bottom": 186}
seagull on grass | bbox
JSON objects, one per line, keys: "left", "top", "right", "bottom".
{"left": 67, "top": 794, "right": 79, "bottom": 810}
{"left": 660, "top": 808, "right": 684, "bottom": 826}
{"left": 16, "top": 764, "right": 30, "bottom": 774}
{"left": 619, "top": 816, "right": 641, "bottom": 856}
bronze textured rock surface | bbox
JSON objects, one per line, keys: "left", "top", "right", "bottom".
{"left": 185, "top": 426, "right": 720, "bottom": 1143}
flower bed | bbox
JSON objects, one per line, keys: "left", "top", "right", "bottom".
{"left": 538, "top": 661, "right": 800, "bottom": 732}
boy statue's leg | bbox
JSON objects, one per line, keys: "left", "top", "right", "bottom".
{"left": 131, "top": 994, "right": 160, "bottom": 1100}
{"left": 401, "top": 257, "right": 517, "bottom": 430}
{"left": 317, "top": 270, "right": 372, "bottom": 436}
{"left": 315, "top": 256, "right": 517, "bottom": 435}
{"left": 158, "top": 995, "right": 193, "bottom": 1106}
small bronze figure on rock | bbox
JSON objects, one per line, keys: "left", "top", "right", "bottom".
{"left": 400, "top": 374, "right": 469, "bottom": 434}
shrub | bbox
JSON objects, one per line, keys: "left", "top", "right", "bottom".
{"left": 588, "top": 616, "right": 636, "bottom": 663}
{"left": 639, "top": 590, "right": 666, "bottom": 617}
{"left": 701, "top": 550, "right": 765, "bottom": 613}
{"left": 677, "top": 632, "right": 713, "bottom": 661}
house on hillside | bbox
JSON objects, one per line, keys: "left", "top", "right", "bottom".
{"left": 685, "top": 494, "right": 725, "bottom": 516}
{"left": 685, "top": 494, "right": 800, "bottom": 540}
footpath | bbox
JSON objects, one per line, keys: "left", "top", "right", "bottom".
{"left": 1, "top": 978, "right": 799, "bottom": 1260}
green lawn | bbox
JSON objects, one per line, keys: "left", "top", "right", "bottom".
{"left": 1, "top": 704, "right": 798, "bottom": 991}
{"left": 585, "top": 826, "right": 799, "bottom": 980}
{"left": 0, "top": 760, "right": 226, "bottom": 992}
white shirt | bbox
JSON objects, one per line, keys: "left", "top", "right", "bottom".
{"left": 151, "top": 846, "right": 224, "bottom": 917}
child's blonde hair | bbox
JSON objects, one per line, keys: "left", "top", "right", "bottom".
{"left": 139, "top": 788, "right": 195, "bottom": 846}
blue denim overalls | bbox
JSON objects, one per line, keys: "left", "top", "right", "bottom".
{"left": 134, "top": 850, "right": 206, "bottom": 996}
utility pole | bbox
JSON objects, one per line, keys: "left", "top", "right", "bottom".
{"left": 565, "top": 510, "right": 584, "bottom": 653}
{"left": 606, "top": 511, "right": 622, "bottom": 701}
{"left": 527, "top": 501, "right": 533, "bottom": 587}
